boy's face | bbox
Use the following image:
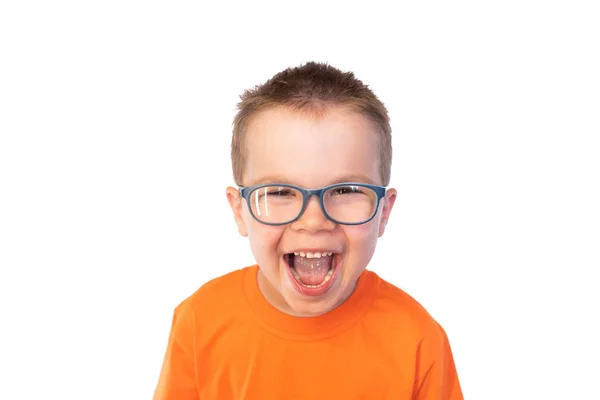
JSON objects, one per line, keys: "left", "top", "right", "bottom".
{"left": 226, "top": 106, "right": 396, "bottom": 317}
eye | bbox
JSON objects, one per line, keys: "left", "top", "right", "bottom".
{"left": 268, "top": 189, "right": 294, "bottom": 197}
{"left": 332, "top": 185, "right": 363, "bottom": 195}
{"left": 262, "top": 187, "right": 299, "bottom": 198}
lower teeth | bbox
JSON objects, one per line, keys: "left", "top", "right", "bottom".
{"left": 290, "top": 266, "right": 334, "bottom": 288}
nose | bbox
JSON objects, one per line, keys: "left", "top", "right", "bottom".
{"left": 290, "top": 195, "right": 336, "bottom": 232}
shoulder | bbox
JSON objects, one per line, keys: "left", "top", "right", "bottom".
{"left": 173, "top": 265, "right": 252, "bottom": 322}
{"left": 365, "top": 270, "right": 447, "bottom": 345}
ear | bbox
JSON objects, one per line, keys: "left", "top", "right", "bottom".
{"left": 378, "top": 188, "right": 397, "bottom": 237}
{"left": 226, "top": 186, "right": 248, "bottom": 237}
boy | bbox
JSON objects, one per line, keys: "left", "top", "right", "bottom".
{"left": 153, "top": 62, "right": 463, "bottom": 399}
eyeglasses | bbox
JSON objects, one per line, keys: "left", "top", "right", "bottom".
{"left": 239, "top": 182, "right": 387, "bottom": 226}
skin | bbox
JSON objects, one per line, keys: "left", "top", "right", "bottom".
{"left": 226, "top": 105, "right": 397, "bottom": 317}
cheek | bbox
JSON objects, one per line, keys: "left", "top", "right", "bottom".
{"left": 343, "top": 223, "right": 379, "bottom": 254}
{"left": 246, "top": 219, "right": 284, "bottom": 259}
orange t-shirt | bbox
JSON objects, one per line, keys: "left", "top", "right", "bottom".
{"left": 153, "top": 265, "right": 463, "bottom": 399}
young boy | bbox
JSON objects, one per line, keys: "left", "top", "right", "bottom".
{"left": 153, "top": 62, "right": 463, "bottom": 399}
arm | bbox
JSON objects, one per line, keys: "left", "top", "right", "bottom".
{"left": 153, "top": 303, "right": 199, "bottom": 400}
{"left": 412, "top": 326, "right": 463, "bottom": 400}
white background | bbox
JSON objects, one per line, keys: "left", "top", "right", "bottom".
{"left": 1, "top": 1, "right": 599, "bottom": 399}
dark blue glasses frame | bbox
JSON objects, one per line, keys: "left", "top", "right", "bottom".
{"left": 239, "top": 182, "right": 387, "bottom": 226}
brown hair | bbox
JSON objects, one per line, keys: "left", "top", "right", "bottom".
{"left": 231, "top": 61, "right": 392, "bottom": 186}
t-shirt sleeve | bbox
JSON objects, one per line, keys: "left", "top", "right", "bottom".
{"left": 412, "top": 325, "right": 464, "bottom": 400}
{"left": 153, "top": 302, "right": 199, "bottom": 400}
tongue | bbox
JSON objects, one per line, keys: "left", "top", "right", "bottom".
{"left": 292, "top": 255, "right": 333, "bottom": 285}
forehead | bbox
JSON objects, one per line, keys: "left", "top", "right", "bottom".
{"left": 243, "top": 106, "right": 381, "bottom": 187}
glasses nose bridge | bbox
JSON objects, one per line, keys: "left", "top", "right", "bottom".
{"left": 303, "top": 188, "right": 328, "bottom": 207}
{"left": 305, "top": 187, "right": 326, "bottom": 199}
{"left": 297, "top": 187, "right": 328, "bottom": 218}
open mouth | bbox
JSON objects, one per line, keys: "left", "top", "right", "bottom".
{"left": 283, "top": 251, "right": 340, "bottom": 294}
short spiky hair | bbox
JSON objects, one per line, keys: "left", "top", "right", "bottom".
{"left": 231, "top": 61, "right": 392, "bottom": 186}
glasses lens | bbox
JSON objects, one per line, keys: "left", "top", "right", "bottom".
{"left": 249, "top": 185, "right": 303, "bottom": 224}
{"left": 323, "top": 185, "right": 378, "bottom": 223}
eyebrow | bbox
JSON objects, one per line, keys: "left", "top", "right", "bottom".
{"left": 247, "top": 174, "right": 378, "bottom": 186}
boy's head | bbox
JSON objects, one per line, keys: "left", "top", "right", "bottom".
{"left": 226, "top": 62, "right": 396, "bottom": 317}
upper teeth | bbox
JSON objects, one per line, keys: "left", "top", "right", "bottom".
{"left": 293, "top": 251, "right": 333, "bottom": 258}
